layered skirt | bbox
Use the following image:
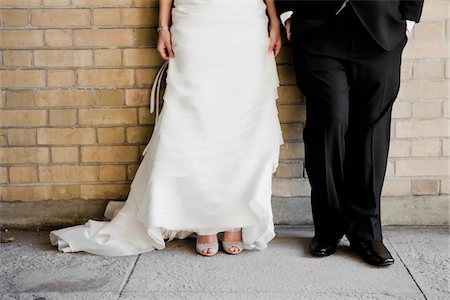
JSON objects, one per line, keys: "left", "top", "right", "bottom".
{"left": 50, "top": 0, "right": 284, "bottom": 256}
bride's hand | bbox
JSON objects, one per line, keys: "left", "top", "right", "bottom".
{"left": 268, "top": 23, "right": 282, "bottom": 57}
{"left": 157, "top": 29, "right": 175, "bottom": 60}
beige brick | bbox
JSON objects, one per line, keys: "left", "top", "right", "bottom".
{"left": 446, "top": 59, "right": 450, "bottom": 79}
{"left": 72, "top": 0, "right": 133, "bottom": 6}
{"left": 99, "top": 165, "right": 127, "bottom": 181}
{"left": 396, "top": 159, "right": 449, "bottom": 176}
{"left": 9, "top": 166, "right": 38, "bottom": 183}
{"left": 92, "top": 8, "right": 121, "bottom": 25}
{"left": 121, "top": 8, "right": 158, "bottom": 26}
{"left": 0, "top": 70, "right": 45, "bottom": 88}
{"left": 275, "top": 162, "right": 302, "bottom": 178}
{"left": 441, "top": 179, "right": 450, "bottom": 195}
{"left": 278, "top": 86, "right": 302, "bottom": 104}
{"left": 0, "top": 147, "right": 49, "bottom": 164}
{"left": 398, "top": 81, "right": 448, "bottom": 99}
{"left": 98, "top": 127, "right": 125, "bottom": 144}
{"left": 79, "top": 108, "right": 137, "bottom": 125}
{"left": 39, "top": 165, "right": 98, "bottom": 182}
{"left": 401, "top": 60, "right": 413, "bottom": 80}
{"left": 51, "top": 184, "right": 80, "bottom": 200}
{"left": 280, "top": 143, "right": 304, "bottom": 160}
{"left": 1, "top": 0, "right": 39, "bottom": 7}
{"left": 412, "top": 101, "right": 442, "bottom": 119}
{"left": 413, "top": 22, "right": 445, "bottom": 40}
{"left": 0, "top": 9, "right": 28, "bottom": 27}
{"left": 135, "top": 68, "right": 158, "bottom": 85}
{"left": 34, "top": 50, "right": 92, "bottom": 67}
{"left": 0, "top": 129, "right": 5, "bottom": 145}
{"left": 134, "top": 28, "right": 157, "bottom": 47}
{"left": 388, "top": 140, "right": 410, "bottom": 157}
{"left": 277, "top": 66, "right": 297, "bottom": 85}
{"left": 0, "top": 30, "right": 43, "bottom": 48}
{"left": 123, "top": 49, "right": 163, "bottom": 66}
{"left": 44, "top": 29, "right": 72, "bottom": 47}
{"left": 414, "top": 61, "right": 444, "bottom": 79}
{"left": 32, "top": 9, "right": 90, "bottom": 26}
{"left": 411, "top": 139, "right": 441, "bottom": 157}
{"left": 278, "top": 105, "right": 306, "bottom": 122}
{"left": 281, "top": 123, "right": 303, "bottom": 140}
{"left": 81, "top": 146, "right": 138, "bottom": 163}
{"left": 444, "top": 101, "right": 449, "bottom": 118}
{"left": 7, "top": 128, "right": 36, "bottom": 145}
{"left": 411, "top": 179, "right": 440, "bottom": 195}
{"left": 49, "top": 109, "right": 77, "bottom": 126}
{"left": 126, "top": 126, "right": 152, "bottom": 143}
{"left": 47, "top": 70, "right": 75, "bottom": 87}
{"left": 138, "top": 107, "right": 156, "bottom": 124}
{"left": 6, "top": 91, "right": 34, "bottom": 108}
{"left": 3, "top": 51, "right": 32, "bottom": 67}
{"left": 51, "top": 147, "right": 79, "bottom": 163}
{"left": 385, "top": 160, "right": 395, "bottom": 177}
{"left": 37, "top": 128, "right": 96, "bottom": 145}
{"left": 43, "top": 0, "right": 71, "bottom": 6}
{"left": 442, "top": 139, "right": 450, "bottom": 156}
{"left": 94, "top": 49, "right": 122, "bottom": 66}
{"left": 392, "top": 101, "right": 411, "bottom": 119}
{"left": 382, "top": 180, "right": 410, "bottom": 196}
{"left": 77, "top": 69, "right": 134, "bottom": 87}
{"left": 95, "top": 89, "right": 124, "bottom": 106}
{"left": 0, "top": 110, "right": 47, "bottom": 127}
{"left": 127, "top": 164, "right": 139, "bottom": 180}
{"left": 276, "top": 47, "right": 293, "bottom": 65}
{"left": 0, "top": 186, "right": 50, "bottom": 201}
{"left": 0, "top": 167, "right": 7, "bottom": 184}
{"left": 80, "top": 184, "right": 130, "bottom": 200}
{"left": 396, "top": 119, "right": 449, "bottom": 138}
{"left": 74, "top": 29, "right": 134, "bottom": 47}
{"left": 272, "top": 179, "right": 311, "bottom": 197}
{"left": 125, "top": 89, "right": 150, "bottom": 106}
{"left": 403, "top": 40, "right": 448, "bottom": 60}
{"left": 37, "top": 89, "right": 94, "bottom": 107}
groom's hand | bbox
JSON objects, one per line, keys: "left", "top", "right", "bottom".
{"left": 285, "top": 19, "right": 292, "bottom": 41}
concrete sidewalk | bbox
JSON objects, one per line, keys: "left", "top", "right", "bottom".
{"left": 1, "top": 226, "right": 448, "bottom": 300}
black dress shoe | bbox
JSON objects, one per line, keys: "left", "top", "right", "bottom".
{"left": 350, "top": 240, "right": 394, "bottom": 266}
{"left": 309, "top": 235, "right": 341, "bottom": 257}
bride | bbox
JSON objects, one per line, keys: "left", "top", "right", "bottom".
{"left": 49, "top": 0, "right": 283, "bottom": 257}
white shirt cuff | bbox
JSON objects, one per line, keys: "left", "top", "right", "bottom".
{"left": 406, "top": 20, "right": 415, "bottom": 32}
{"left": 280, "top": 11, "right": 293, "bottom": 27}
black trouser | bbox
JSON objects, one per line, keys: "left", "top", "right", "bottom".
{"left": 291, "top": 6, "right": 407, "bottom": 242}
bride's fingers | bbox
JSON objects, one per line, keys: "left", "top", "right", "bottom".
{"left": 274, "top": 40, "right": 281, "bottom": 57}
{"left": 267, "top": 38, "right": 276, "bottom": 54}
{"left": 158, "top": 45, "right": 169, "bottom": 60}
{"left": 166, "top": 42, "right": 175, "bottom": 58}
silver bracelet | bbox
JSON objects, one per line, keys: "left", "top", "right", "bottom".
{"left": 157, "top": 26, "right": 170, "bottom": 32}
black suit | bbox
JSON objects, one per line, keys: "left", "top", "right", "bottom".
{"left": 277, "top": 0, "right": 424, "bottom": 50}
{"left": 276, "top": 0, "right": 424, "bottom": 242}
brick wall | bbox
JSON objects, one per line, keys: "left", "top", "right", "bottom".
{"left": 0, "top": 0, "right": 448, "bottom": 228}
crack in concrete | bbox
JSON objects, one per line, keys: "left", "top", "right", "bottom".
{"left": 386, "top": 236, "right": 428, "bottom": 300}
{"left": 117, "top": 254, "right": 140, "bottom": 299}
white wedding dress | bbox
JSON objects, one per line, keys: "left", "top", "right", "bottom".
{"left": 49, "top": 0, "right": 284, "bottom": 256}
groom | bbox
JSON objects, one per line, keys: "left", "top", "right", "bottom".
{"left": 276, "top": 0, "right": 424, "bottom": 266}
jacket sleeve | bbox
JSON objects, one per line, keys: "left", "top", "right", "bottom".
{"left": 399, "top": 0, "right": 424, "bottom": 22}
{"left": 275, "top": 0, "right": 295, "bottom": 15}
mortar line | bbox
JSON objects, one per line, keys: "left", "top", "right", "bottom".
{"left": 117, "top": 254, "right": 140, "bottom": 299}
{"left": 386, "top": 236, "right": 428, "bottom": 300}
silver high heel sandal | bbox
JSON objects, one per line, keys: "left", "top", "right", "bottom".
{"left": 222, "top": 228, "right": 244, "bottom": 255}
{"left": 196, "top": 235, "right": 219, "bottom": 257}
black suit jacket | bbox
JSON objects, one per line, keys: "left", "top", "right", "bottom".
{"left": 276, "top": 0, "right": 424, "bottom": 50}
